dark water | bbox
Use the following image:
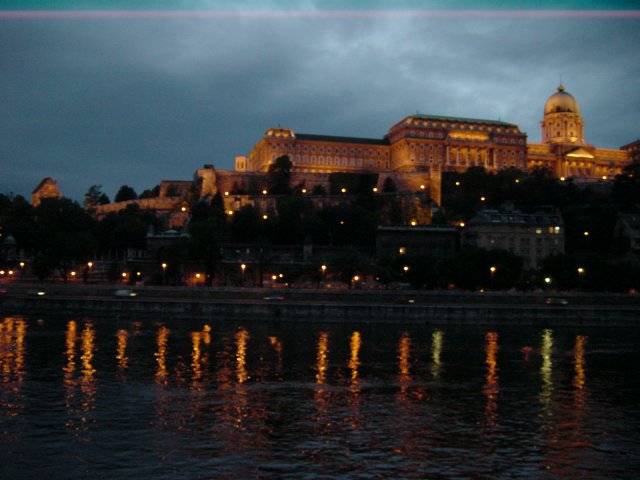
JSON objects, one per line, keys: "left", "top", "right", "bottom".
{"left": 1, "top": 315, "right": 639, "bottom": 479}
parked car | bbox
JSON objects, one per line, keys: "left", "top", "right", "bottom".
{"left": 263, "top": 294, "right": 285, "bottom": 301}
{"left": 544, "top": 297, "right": 568, "bottom": 305}
{"left": 113, "top": 289, "right": 138, "bottom": 298}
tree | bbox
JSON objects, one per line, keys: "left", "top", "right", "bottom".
{"left": 230, "top": 205, "right": 262, "bottom": 243}
{"left": 33, "top": 198, "right": 98, "bottom": 283}
{"left": 311, "top": 184, "right": 327, "bottom": 195}
{"left": 139, "top": 185, "right": 160, "bottom": 199}
{"left": 613, "top": 163, "right": 640, "bottom": 210}
{"left": 267, "top": 155, "right": 293, "bottom": 195}
{"left": 382, "top": 176, "right": 397, "bottom": 193}
{"left": 114, "top": 185, "right": 138, "bottom": 202}
{"left": 97, "top": 204, "right": 157, "bottom": 252}
{"left": 189, "top": 218, "right": 223, "bottom": 286}
{"left": 332, "top": 248, "right": 371, "bottom": 288}
{"left": 84, "top": 184, "right": 110, "bottom": 210}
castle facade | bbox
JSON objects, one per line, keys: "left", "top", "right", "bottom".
{"left": 88, "top": 85, "right": 637, "bottom": 224}
{"left": 528, "top": 85, "right": 634, "bottom": 180}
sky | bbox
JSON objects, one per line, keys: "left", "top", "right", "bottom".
{"left": 2, "top": 1, "right": 640, "bottom": 202}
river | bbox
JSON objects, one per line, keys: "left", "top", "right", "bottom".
{"left": 1, "top": 315, "right": 639, "bottom": 478}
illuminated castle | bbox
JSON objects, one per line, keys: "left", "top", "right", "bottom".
{"left": 91, "top": 85, "right": 637, "bottom": 223}
{"left": 528, "top": 85, "right": 634, "bottom": 180}
{"left": 234, "top": 114, "right": 528, "bottom": 205}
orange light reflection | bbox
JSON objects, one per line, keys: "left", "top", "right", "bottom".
{"left": 398, "top": 331, "right": 411, "bottom": 396}
{"left": 0, "top": 317, "right": 28, "bottom": 418}
{"left": 116, "top": 329, "right": 128, "bottom": 370}
{"left": 315, "top": 331, "right": 329, "bottom": 385}
{"left": 155, "top": 325, "right": 170, "bottom": 383}
{"left": 483, "top": 331, "right": 499, "bottom": 427}
{"left": 235, "top": 328, "right": 249, "bottom": 384}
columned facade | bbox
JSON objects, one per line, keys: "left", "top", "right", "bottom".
{"left": 528, "top": 85, "right": 631, "bottom": 180}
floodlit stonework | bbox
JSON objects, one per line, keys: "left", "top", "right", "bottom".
{"left": 31, "top": 177, "right": 61, "bottom": 207}
{"left": 527, "top": 85, "right": 632, "bottom": 180}
{"left": 80, "top": 84, "right": 637, "bottom": 227}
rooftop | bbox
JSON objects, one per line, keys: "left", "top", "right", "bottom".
{"left": 296, "top": 133, "right": 389, "bottom": 146}
{"left": 410, "top": 114, "right": 517, "bottom": 127}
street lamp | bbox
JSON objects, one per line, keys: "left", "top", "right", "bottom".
{"left": 161, "top": 262, "right": 167, "bottom": 285}
{"left": 577, "top": 267, "right": 585, "bottom": 289}
{"left": 241, "top": 263, "right": 246, "bottom": 285}
{"left": 490, "top": 266, "right": 496, "bottom": 289}
{"left": 84, "top": 261, "right": 93, "bottom": 284}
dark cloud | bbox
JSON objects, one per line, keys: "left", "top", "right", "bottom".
{"left": 1, "top": 14, "right": 639, "bottom": 201}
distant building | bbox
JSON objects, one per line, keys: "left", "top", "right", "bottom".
{"left": 376, "top": 225, "right": 459, "bottom": 260}
{"left": 527, "top": 85, "right": 632, "bottom": 180}
{"left": 464, "top": 207, "right": 564, "bottom": 269}
{"left": 31, "top": 177, "right": 61, "bottom": 206}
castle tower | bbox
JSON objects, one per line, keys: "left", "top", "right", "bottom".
{"left": 540, "top": 84, "right": 585, "bottom": 145}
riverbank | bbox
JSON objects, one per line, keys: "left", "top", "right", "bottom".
{"left": 2, "top": 284, "right": 640, "bottom": 326}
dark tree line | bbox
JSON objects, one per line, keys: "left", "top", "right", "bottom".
{"left": 2, "top": 160, "right": 640, "bottom": 290}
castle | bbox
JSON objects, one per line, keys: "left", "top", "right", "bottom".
{"left": 82, "top": 84, "right": 637, "bottom": 225}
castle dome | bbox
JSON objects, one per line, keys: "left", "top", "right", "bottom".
{"left": 544, "top": 85, "right": 581, "bottom": 115}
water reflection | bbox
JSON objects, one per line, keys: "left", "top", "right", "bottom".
{"left": 573, "top": 335, "right": 587, "bottom": 391}
{"left": 431, "top": 329, "right": 443, "bottom": 380}
{"left": 1, "top": 318, "right": 637, "bottom": 479}
{"left": 348, "top": 331, "right": 361, "bottom": 386}
{"left": 397, "top": 331, "right": 412, "bottom": 403}
{"left": 346, "top": 331, "right": 362, "bottom": 428}
{"left": 483, "top": 331, "right": 499, "bottom": 426}
{"left": 235, "top": 328, "right": 250, "bottom": 384}
{"left": 116, "top": 329, "right": 128, "bottom": 370}
{"left": 191, "top": 325, "right": 212, "bottom": 388}
{"left": 0, "top": 317, "right": 27, "bottom": 418}
{"left": 573, "top": 335, "right": 589, "bottom": 417}
{"left": 155, "top": 325, "right": 170, "bottom": 383}
{"left": 314, "top": 331, "right": 331, "bottom": 432}
{"left": 268, "top": 336, "right": 283, "bottom": 379}
{"left": 540, "top": 329, "right": 554, "bottom": 407}
{"left": 64, "top": 321, "right": 96, "bottom": 436}
{"left": 315, "top": 331, "right": 329, "bottom": 385}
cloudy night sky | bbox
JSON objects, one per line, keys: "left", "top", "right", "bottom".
{"left": 1, "top": 1, "right": 639, "bottom": 202}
